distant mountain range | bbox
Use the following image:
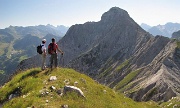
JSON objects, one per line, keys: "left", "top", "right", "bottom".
{"left": 140, "top": 23, "right": 151, "bottom": 31}
{"left": 0, "top": 25, "right": 69, "bottom": 85}
{"left": 140, "top": 23, "right": 180, "bottom": 38}
{"left": 17, "top": 7, "right": 180, "bottom": 103}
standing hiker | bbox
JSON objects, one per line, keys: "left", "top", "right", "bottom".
{"left": 48, "top": 38, "right": 63, "bottom": 69}
{"left": 41, "top": 39, "right": 47, "bottom": 70}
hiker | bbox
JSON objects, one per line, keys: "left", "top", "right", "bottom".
{"left": 48, "top": 38, "right": 63, "bottom": 69}
{"left": 41, "top": 39, "right": 47, "bottom": 70}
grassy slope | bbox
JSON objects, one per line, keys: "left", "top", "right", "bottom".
{"left": 160, "top": 97, "right": 180, "bottom": 108}
{"left": 0, "top": 68, "right": 160, "bottom": 108}
{"left": 0, "top": 43, "right": 8, "bottom": 56}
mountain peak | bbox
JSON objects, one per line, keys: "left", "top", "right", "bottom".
{"left": 100, "top": 7, "right": 130, "bottom": 22}
{"left": 14, "top": 7, "right": 180, "bottom": 103}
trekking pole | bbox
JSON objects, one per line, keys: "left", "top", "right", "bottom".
{"left": 62, "top": 54, "right": 64, "bottom": 67}
{"left": 58, "top": 53, "right": 64, "bottom": 73}
{"left": 59, "top": 54, "right": 64, "bottom": 67}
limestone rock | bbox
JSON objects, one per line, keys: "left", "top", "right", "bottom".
{"left": 63, "top": 85, "right": 85, "bottom": 97}
{"left": 49, "top": 76, "right": 57, "bottom": 81}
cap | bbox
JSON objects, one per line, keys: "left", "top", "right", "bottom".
{"left": 42, "top": 39, "right": 46, "bottom": 42}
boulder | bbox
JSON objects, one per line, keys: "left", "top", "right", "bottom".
{"left": 63, "top": 85, "right": 85, "bottom": 97}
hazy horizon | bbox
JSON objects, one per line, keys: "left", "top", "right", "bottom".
{"left": 1, "top": 0, "right": 180, "bottom": 29}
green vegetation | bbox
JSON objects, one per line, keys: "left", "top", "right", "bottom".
{"left": 6, "top": 41, "right": 15, "bottom": 58}
{"left": 160, "top": 97, "right": 180, "bottom": 108}
{"left": 176, "top": 40, "right": 180, "bottom": 48}
{"left": 0, "top": 70, "right": 4, "bottom": 74}
{"left": 115, "top": 59, "right": 130, "bottom": 72}
{"left": 0, "top": 43, "right": 8, "bottom": 56}
{"left": 98, "top": 58, "right": 114, "bottom": 78}
{"left": 115, "top": 69, "right": 141, "bottom": 90}
{"left": 99, "top": 66, "right": 113, "bottom": 78}
{"left": 18, "top": 55, "right": 28, "bottom": 62}
{"left": 0, "top": 68, "right": 160, "bottom": 108}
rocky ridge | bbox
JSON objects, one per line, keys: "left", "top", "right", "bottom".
{"left": 16, "top": 7, "right": 180, "bottom": 102}
{"left": 172, "top": 30, "right": 180, "bottom": 40}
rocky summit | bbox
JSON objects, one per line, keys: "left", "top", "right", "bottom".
{"left": 16, "top": 7, "right": 180, "bottom": 102}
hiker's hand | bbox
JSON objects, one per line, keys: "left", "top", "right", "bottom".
{"left": 61, "top": 52, "right": 64, "bottom": 55}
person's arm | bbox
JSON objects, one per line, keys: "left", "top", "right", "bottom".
{"left": 43, "top": 47, "right": 47, "bottom": 56}
{"left": 56, "top": 44, "right": 63, "bottom": 55}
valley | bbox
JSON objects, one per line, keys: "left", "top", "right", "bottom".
{"left": 0, "top": 25, "right": 69, "bottom": 85}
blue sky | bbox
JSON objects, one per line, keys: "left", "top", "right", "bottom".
{"left": 0, "top": 0, "right": 180, "bottom": 29}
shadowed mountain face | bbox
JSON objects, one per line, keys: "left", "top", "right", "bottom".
{"left": 172, "top": 30, "right": 180, "bottom": 40}
{"left": 16, "top": 7, "right": 180, "bottom": 102}
{"left": 59, "top": 7, "right": 149, "bottom": 65}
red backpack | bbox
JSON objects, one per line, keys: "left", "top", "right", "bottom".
{"left": 48, "top": 43, "right": 56, "bottom": 54}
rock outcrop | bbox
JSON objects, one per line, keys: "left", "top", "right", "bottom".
{"left": 16, "top": 7, "right": 180, "bottom": 102}
{"left": 63, "top": 85, "right": 85, "bottom": 97}
{"left": 172, "top": 30, "right": 180, "bottom": 40}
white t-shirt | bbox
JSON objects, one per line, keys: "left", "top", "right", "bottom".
{"left": 41, "top": 44, "right": 46, "bottom": 53}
